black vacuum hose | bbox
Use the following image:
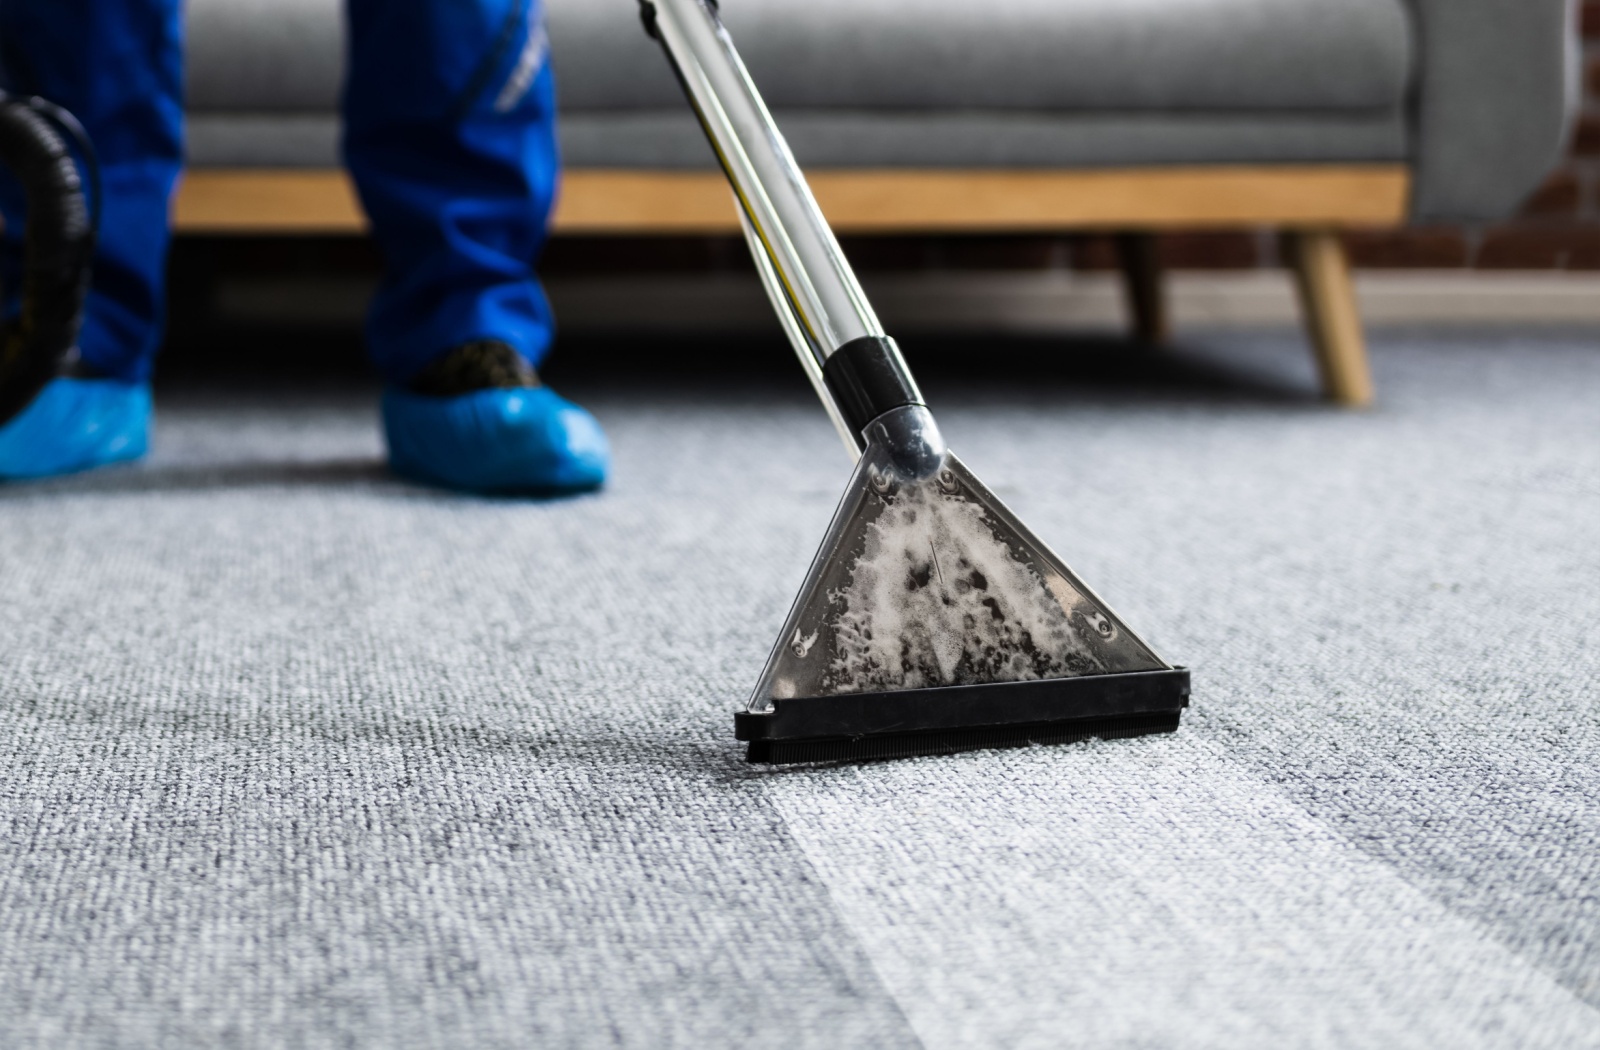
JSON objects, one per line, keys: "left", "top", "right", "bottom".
{"left": 0, "top": 91, "right": 96, "bottom": 426}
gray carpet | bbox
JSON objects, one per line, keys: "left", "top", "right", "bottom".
{"left": 1, "top": 331, "right": 1597, "bottom": 1048}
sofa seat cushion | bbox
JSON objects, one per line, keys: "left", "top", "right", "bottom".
{"left": 189, "top": 0, "right": 1412, "bottom": 115}
{"left": 186, "top": 110, "right": 1409, "bottom": 170}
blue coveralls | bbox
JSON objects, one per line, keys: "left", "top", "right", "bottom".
{"left": 0, "top": 0, "right": 560, "bottom": 385}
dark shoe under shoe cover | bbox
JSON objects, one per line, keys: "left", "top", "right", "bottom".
{"left": 0, "top": 377, "right": 151, "bottom": 480}
{"left": 383, "top": 343, "right": 609, "bottom": 494}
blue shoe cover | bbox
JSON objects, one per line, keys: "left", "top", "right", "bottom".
{"left": 382, "top": 385, "right": 610, "bottom": 494}
{"left": 0, "top": 377, "right": 151, "bottom": 480}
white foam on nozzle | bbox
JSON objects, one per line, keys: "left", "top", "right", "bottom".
{"left": 823, "top": 481, "right": 1103, "bottom": 694}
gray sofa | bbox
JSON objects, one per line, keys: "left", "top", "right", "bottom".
{"left": 180, "top": 0, "right": 1578, "bottom": 404}
{"left": 188, "top": 0, "right": 1574, "bottom": 222}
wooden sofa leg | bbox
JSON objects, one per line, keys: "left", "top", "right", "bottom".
{"left": 1114, "top": 233, "right": 1169, "bottom": 345}
{"left": 1282, "top": 229, "right": 1374, "bottom": 407}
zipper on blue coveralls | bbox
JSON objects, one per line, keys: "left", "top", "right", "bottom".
{"left": 451, "top": 0, "right": 544, "bottom": 121}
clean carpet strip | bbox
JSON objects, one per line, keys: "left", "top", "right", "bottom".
{"left": 763, "top": 738, "right": 1600, "bottom": 1050}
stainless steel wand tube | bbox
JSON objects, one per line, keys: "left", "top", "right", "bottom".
{"left": 656, "top": 3, "right": 908, "bottom": 359}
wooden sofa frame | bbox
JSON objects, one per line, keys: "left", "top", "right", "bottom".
{"left": 175, "top": 165, "right": 1409, "bottom": 406}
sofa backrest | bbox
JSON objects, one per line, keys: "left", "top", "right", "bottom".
{"left": 187, "top": 0, "right": 1412, "bottom": 116}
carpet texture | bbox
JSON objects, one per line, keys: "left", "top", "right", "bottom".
{"left": 0, "top": 331, "right": 1597, "bottom": 1048}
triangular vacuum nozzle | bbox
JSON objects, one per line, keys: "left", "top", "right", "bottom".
{"left": 640, "top": 0, "right": 1188, "bottom": 763}
{"left": 736, "top": 406, "right": 1189, "bottom": 764}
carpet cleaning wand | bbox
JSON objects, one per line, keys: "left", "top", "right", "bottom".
{"left": 641, "top": 0, "right": 1190, "bottom": 763}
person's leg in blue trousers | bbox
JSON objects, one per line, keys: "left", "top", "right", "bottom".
{"left": 345, "top": 0, "right": 608, "bottom": 494}
{"left": 0, "top": 0, "right": 174, "bottom": 477}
